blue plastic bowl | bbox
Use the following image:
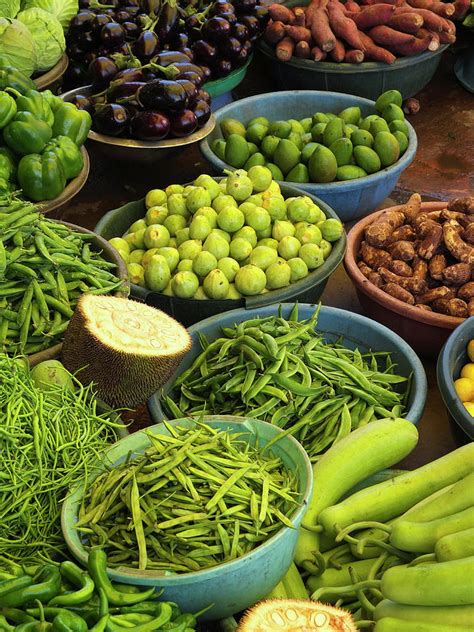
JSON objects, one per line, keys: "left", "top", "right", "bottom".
{"left": 61, "top": 416, "right": 313, "bottom": 621}
{"left": 437, "top": 316, "right": 474, "bottom": 441}
{"left": 199, "top": 90, "right": 417, "bottom": 222}
{"left": 148, "top": 304, "right": 427, "bottom": 427}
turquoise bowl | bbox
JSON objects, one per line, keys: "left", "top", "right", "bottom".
{"left": 61, "top": 416, "right": 313, "bottom": 621}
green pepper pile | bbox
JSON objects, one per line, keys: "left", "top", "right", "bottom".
{"left": 0, "top": 62, "right": 91, "bottom": 204}
{"left": 0, "top": 549, "right": 198, "bottom": 632}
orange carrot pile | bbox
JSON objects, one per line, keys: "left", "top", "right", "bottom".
{"left": 265, "top": 0, "right": 468, "bottom": 64}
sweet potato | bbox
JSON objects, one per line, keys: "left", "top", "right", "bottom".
{"left": 360, "top": 241, "right": 392, "bottom": 268}
{"left": 389, "top": 240, "right": 417, "bottom": 261}
{"left": 387, "top": 12, "right": 424, "bottom": 33}
{"left": 311, "top": 45, "right": 328, "bottom": 59}
{"left": 443, "top": 263, "right": 472, "bottom": 286}
{"left": 428, "top": 253, "right": 447, "bottom": 280}
{"left": 351, "top": 4, "right": 396, "bottom": 29}
{"left": 345, "top": 0, "right": 362, "bottom": 11}
{"left": 285, "top": 24, "right": 313, "bottom": 41}
{"left": 406, "top": 0, "right": 433, "bottom": 9}
{"left": 390, "top": 33, "right": 431, "bottom": 55}
{"left": 345, "top": 48, "right": 365, "bottom": 62}
{"left": 382, "top": 282, "right": 416, "bottom": 305}
{"left": 268, "top": 4, "right": 295, "bottom": 24}
{"left": 452, "top": 0, "right": 471, "bottom": 20}
{"left": 395, "top": 6, "right": 446, "bottom": 31}
{"left": 363, "top": 0, "right": 399, "bottom": 5}
{"left": 445, "top": 298, "right": 469, "bottom": 318}
{"left": 327, "top": 0, "right": 366, "bottom": 50}
{"left": 390, "top": 260, "right": 414, "bottom": 277}
{"left": 295, "top": 40, "right": 312, "bottom": 57}
{"left": 330, "top": 37, "right": 346, "bottom": 60}
{"left": 443, "top": 220, "right": 474, "bottom": 264}
{"left": 276, "top": 36, "right": 296, "bottom": 60}
{"left": 294, "top": 7, "right": 307, "bottom": 25}
{"left": 365, "top": 210, "right": 405, "bottom": 247}
{"left": 368, "top": 24, "right": 417, "bottom": 47}
{"left": 265, "top": 20, "right": 286, "bottom": 44}
{"left": 308, "top": 0, "right": 338, "bottom": 50}
{"left": 417, "top": 27, "right": 440, "bottom": 50}
{"left": 359, "top": 30, "right": 397, "bottom": 62}
{"left": 438, "top": 29, "right": 456, "bottom": 43}
{"left": 430, "top": 1, "right": 455, "bottom": 17}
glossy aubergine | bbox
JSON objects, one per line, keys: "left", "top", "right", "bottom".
{"left": 94, "top": 103, "right": 130, "bottom": 135}
{"left": 169, "top": 109, "right": 198, "bottom": 137}
{"left": 202, "top": 16, "right": 232, "bottom": 42}
{"left": 137, "top": 79, "right": 188, "bottom": 111}
{"left": 193, "top": 99, "right": 211, "bottom": 126}
{"left": 155, "top": 3, "right": 179, "bottom": 43}
{"left": 192, "top": 39, "right": 218, "bottom": 65}
{"left": 109, "top": 81, "right": 146, "bottom": 99}
{"left": 114, "top": 67, "right": 146, "bottom": 82}
{"left": 130, "top": 110, "right": 170, "bottom": 140}
{"left": 69, "top": 94, "right": 95, "bottom": 115}
{"left": 141, "top": 0, "right": 162, "bottom": 16}
{"left": 88, "top": 56, "right": 119, "bottom": 88}
{"left": 133, "top": 31, "right": 160, "bottom": 60}
{"left": 152, "top": 50, "right": 192, "bottom": 66}
{"left": 100, "top": 22, "right": 126, "bottom": 48}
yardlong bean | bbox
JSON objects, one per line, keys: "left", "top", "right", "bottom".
{"left": 163, "top": 305, "right": 410, "bottom": 462}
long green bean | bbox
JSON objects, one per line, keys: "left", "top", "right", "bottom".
{"left": 163, "top": 305, "right": 410, "bottom": 462}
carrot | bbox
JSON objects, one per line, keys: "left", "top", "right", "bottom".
{"left": 327, "top": 0, "right": 366, "bottom": 49}
{"left": 430, "top": 1, "right": 455, "bottom": 16}
{"left": 295, "top": 40, "right": 312, "bottom": 57}
{"left": 329, "top": 37, "right": 346, "bottom": 60}
{"left": 268, "top": 4, "right": 295, "bottom": 24}
{"left": 369, "top": 24, "right": 417, "bottom": 46}
{"left": 264, "top": 20, "right": 287, "bottom": 43}
{"left": 284, "top": 24, "right": 313, "bottom": 41}
{"left": 406, "top": 0, "right": 433, "bottom": 9}
{"left": 350, "top": 4, "right": 396, "bottom": 29}
{"left": 359, "top": 29, "right": 397, "bottom": 61}
{"left": 387, "top": 12, "right": 424, "bottom": 32}
{"left": 345, "top": 0, "right": 362, "bottom": 11}
{"left": 417, "top": 27, "right": 440, "bottom": 49}
{"left": 294, "top": 7, "right": 307, "bottom": 25}
{"left": 452, "top": 0, "right": 470, "bottom": 19}
{"left": 395, "top": 6, "right": 446, "bottom": 30}
{"left": 345, "top": 48, "right": 365, "bottom": 61}
{"left": 438, "top": 29, "right": 456, "bottom": 42}
{"left": 276, "top": 36, "right": 296, "bottom": 60}
{"left": 311, "top": 45, "right": 328, "bottom": 59}
{"left": 308, "top": 0, "right": 337, "bottom": 51}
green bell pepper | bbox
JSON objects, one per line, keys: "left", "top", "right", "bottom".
{"left": 3, "top": 112, "right": 52, "bottom": 156}
{"left": 0, "top": 64, "right": 36, "bottom": 95}
{"left": 17, "top": 152, "right": 66, "bottom": 202}
{"left": 13, "top": 90, "right": 54, "bottom": 128}
{"left": 41, "top": 91, "right": 63, "bottom": 114}
{"left": 51, "top": 612, "right": 87, "bottom": 632}
{"left": 52, "top": 103, "right": 91, "bottom": 147}
{"left": 43, "top": 136, "right": 84, "bottom": 180}
{"left": 0, "top": 92, "right": 16, "bottom": 129}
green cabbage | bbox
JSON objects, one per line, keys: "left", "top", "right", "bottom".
{"left": 0, "top": 0, "right": 20, "bottom": 18}
{"left": 0, "top": 18, "right": 36, "bottom": 77}
{"left": 21, "top": 0, "right": 79, "bottom": 30}
{"left": 17, "top": 8, "right": 65, "bottom": 73}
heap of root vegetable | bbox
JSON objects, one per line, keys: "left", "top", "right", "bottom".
{"left": 264, "top": 0, "right": 470, "bottom": 64}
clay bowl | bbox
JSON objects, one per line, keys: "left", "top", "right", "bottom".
{"left": 344, "top": 202, "right": 465, "bottom": 358}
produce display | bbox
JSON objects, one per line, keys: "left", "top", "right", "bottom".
{"left": 264, "top": 0, "right": 466, "bottom": 64}
{"left": 0, "top": 548, "right": 199, "bottom": 631}
{"left": 0, "top": 0, "right": 75, "bottom": 77}
{"left": 77, "top": 420, "right": 300, "bottom": 571}
{"left": 0, "top": 73, "right": 91, "bottom": 201}
{"left": 62, "top": 295, "right": 192, "bottom": 408}
{"left": 288, "top": 417, "right": 474, "bottom": 630}
{"left": 357, "top": 194, "right": 474, "bottom": 318}
{"left": 454, "top": 339, "right": 474, "bottom": 416}
{"left": 68, "top": 50, "right": 212, "bottom": 140}
{"left": 163, "top": 305, "right": 410, "bottom": 461}
{"left": 0, "top": 199, "right": 124, "bottom": 355}
{"left": 210, "top": 89, "right": 410, "bottom": 183}
{"left": 0, "top": 355, "right": 124, "bottom": 568}
{"left": 107, "top": 168, "right": 344, "bottom": 299}
{"left": 64, "top": 0, "right": 268, "bottom": 89}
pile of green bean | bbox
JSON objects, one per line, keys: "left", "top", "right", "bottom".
{"left": 0, "top": 199, "right": 124, "bottom": 355}
{"left": 77, "top": 421, "right": 300, "bottom": 572}
{"left": 0, "top": 354, "right": 124, "bottom": 569}
{"left": 163, "top": 305, "right": 410, "bottom": 462}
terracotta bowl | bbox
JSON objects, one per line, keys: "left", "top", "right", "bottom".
{"left": 344, "top": 202, "right": 464, "bottom": 358}
{"left": 33, "top": 54, "right": 69, "bottom": 91}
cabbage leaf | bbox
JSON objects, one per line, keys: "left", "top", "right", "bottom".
{"left": 17, "top": 8, "right": 65, "bottom": 73}
{"left": 0, "top": 0, "right": 20, "bottom": 19}
{"left": 0, "top": 18, "right": 36, "bottom": 77}
{"left": 21, "top": 0, "right": 78, "bottom": 30}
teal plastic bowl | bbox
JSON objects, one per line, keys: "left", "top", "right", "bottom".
{"left": 199, "top": 91, "right": 417, "bottom": 222}
{"left": 61, "top": 416, "right": 313, "bottom": 621}
{"left": 148, "top": 304, "right": 427, "bottom": 427}
{"left": 437, "top": 316, "right": 474, "bottom": 441}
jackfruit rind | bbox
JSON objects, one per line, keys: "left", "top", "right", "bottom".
{"left": 61, "top": 295, "right": 191, "bottom": 408}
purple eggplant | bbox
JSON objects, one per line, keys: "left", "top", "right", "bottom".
{"left": 70, "top": 11, "right": 96, "bottom": 32}
{"left": 169, "top": 109, "right": 198, "bottom": 137}
{"left": 254, "top": 4, "right": 270, "bottom": 24}
{"left": 133, "top": 31, "right": 160, "bottom": 61}
{"left": 193, "top": 100, "right": 212, "bottom": 127}
{"left": 232, "top": 22, "right": 249, "bottom": 41}
{"left": 176, "top": 79, "right": 198, "bottom": 103}
{"left": 137, "top": 79, "right": 188, "bottom": 112}
{"left": 122, "top": 21, "right": 141, "bottom": 39}
{"left": 214, "top": 58, "right": 232, "bottom": 77}
{"left": 70, "top": 94, "right": 95, "bottom": 115}
{"left": 172, "top": 32, "right": 190, "bottom": 49}
{"left": 192, "top": 39, "right": 218, "bottom": 65}
{"left": 89, "top": 56, "right": 119, "bottom": 88}
{"left": 114, "top": 67, "right": 146, "bottom": 82}
{"left": 91, "top": 14, "right": 112, "bottom": 32}
{"left": 155, "top": 3, "right": 179, "bottom": 43}
{"left": 109, "top": 81, "right": 146, "bottom": 100}
{"left": 199, "top": 65, "right": 212, "bottom": 81}
{"left": 131, "top": 111, "right": 171, "bottom": 140}
{"left": 195, "top": 88, "right": 211, "bottom": 103}
{"left": 141, "top": 0, "right": 162, "bottom": 16}
{"left": 202, "top": 17, "right": 232, "bottom": 42}
{"left": 218, "top": 11, "right": 238, "bottom": 25}
{"left": 211, "top": 1, "right": 234, "bottom": 15}
{"left": 219, "top": 36, "right": 242, "bottom": 61}
{"left": 94, "top": 103, "right": 130, "bottom": 136}
{"left": 240, "top": 15, "right": 260, "bottom": 36}
{"left": 169, "top": 62, "right": 204, "bottom": 77}
{"left": 234, "top": 45, "right": 249, "bottom": 66}
{"left": 100, "top": 23, "right": 126, "bottom": 48}
{"left": 242, "top": 39, "right": 253, "bottom": 52}
{"left": 175, "top": 70, "right": 204, "bottom": 87}
{"left": 153, "top": 50, "right": 193, "bottom": 66}
{"left": 234, "top": 0, "right": 257, "bottom": 13}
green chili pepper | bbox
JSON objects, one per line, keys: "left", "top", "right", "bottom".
{"left": 3, "top": 112, "right": 52, "bottom": 156}
{"left": 43, "top": 136, "right": 84, "bottom": 180}
{"left": 17, "top": 152, "right": 66, "bottom": 202}
{"left": 0, "top": 566, "right": 60, "bottom": 608}
{"left": 89, "top": 616, "right": 108, "bottom": 632}
{"left": 47, "top": 563, "right": 94, "bottom": 608}
{"left": 0, "top": 608, "right": 35, "bottom": 624}
{"left": 52, "top": 103, "right": 91, "bottom": 147}
{"left": 14, "top": 622, "right": 52, "bottom": 632}
{"left": 0, "top": 576, "right": 34, "bottom": 602}
{"left": 51, "top": 611, "right": 87, "bottom": 632}
{"left": 105, "top": 604, "right": 172, "bottom": 632}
